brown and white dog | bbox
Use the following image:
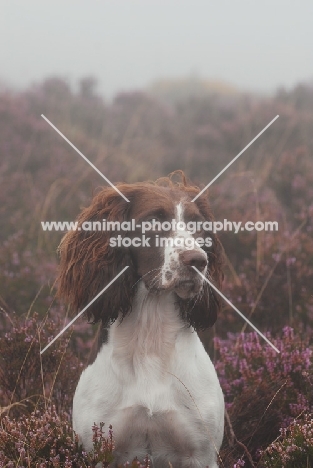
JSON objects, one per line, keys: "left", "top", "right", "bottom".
{"left": 57, "top": 172, "right": 224, "bottom": 468}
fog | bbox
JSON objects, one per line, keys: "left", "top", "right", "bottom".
{"left": 0, "top": 0, "right": 312, "bottom": 96}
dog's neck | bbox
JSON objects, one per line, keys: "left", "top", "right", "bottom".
{"left": 108, "top": 282, "right": 191, "bottom": 377}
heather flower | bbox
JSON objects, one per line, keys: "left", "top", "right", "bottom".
{"left": 0, "top": 407, "right": 115, "bottom": 467}
{"left": 262, "top": 414, "right": 313, "bottom": 467}
{"left": 216, "top": 328, "right": 313, "bottom": 466}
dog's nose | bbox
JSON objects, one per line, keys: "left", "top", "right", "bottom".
{"left": 179, "top": 250, "right": 208, "bottom": 271}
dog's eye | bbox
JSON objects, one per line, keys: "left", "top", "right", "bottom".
{"left": 185, "top": 216, "right": 205, "bottom": 233}
{"left": 144, "top": 210, "right": 166, "bottom": 222}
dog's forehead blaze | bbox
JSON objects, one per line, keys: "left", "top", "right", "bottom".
{"left": 129, "top": 186, "right": 201, "bottom": 220}
{"left": 182, "top": 202, "right": 204, "bottom": 220}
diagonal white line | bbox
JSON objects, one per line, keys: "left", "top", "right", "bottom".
{"left": 192, "top": 267, "right": 280, "bottom": 353}
{"left": 41, "top": 114, "right": 130, "bottom": 202}
{"left": 192, "top": 115, "right": 279, "bottom": 202}
{"left": 40, "top": 266, "right": 129, "bottom": 355}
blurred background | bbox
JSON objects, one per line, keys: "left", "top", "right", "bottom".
{"left": 1, "top": 0, "right": 313, "bottom": 332}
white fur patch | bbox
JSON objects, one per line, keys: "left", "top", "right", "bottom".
{"left": 73, "top": 284, "right": 224, "bottom": 467}
{"left": 161, "top": 200, "right": 207, "bottom": 287}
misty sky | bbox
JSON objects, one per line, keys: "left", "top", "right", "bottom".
{"left": 1, "top": 0, "right": 312, "bottom": 98}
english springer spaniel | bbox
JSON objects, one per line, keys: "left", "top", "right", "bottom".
{"left": 57, "top": 172, "right": 224, "bottom": 468}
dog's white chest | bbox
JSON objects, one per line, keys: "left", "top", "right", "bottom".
{"left": 73, "top": 289, "right": 224, "bottom": 467}
{"left": 73, "top": 331, "right": 223, "bottom": 468}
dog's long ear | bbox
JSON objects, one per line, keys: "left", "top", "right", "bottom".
{"left": 57, "top": 186, "right": 138, "bottom": 327}
{"left": 183, "top": 193, "right": 224, "bottom": 331}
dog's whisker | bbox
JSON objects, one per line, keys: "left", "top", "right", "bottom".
{"left": 132, "top": 267, "right": 162, "bottom": 289}
{"left": 147, "top": 272, "right": 163, "bottom": 291}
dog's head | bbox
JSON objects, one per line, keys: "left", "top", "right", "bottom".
{"left": 57, "top": 172, "right": 223, "bottom": 331}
